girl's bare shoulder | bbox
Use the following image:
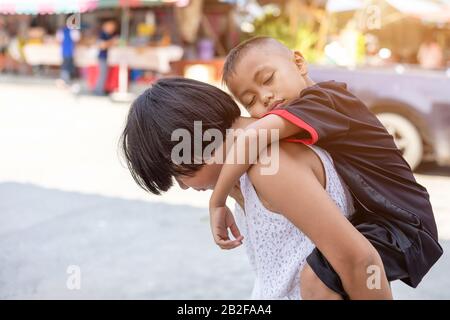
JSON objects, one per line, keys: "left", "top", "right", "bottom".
{"left": 247, "top": 141, "right": 325, "bottom": 190}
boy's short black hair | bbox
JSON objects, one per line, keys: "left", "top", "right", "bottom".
{"left": 222, "top": 36, "right": 287, "bottom": 87}
{"left": 120, "top": 77, "right": 241, "bottom": 195}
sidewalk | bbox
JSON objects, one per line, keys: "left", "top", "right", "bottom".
{"left": 1, "top": 182, "right": 448, "bottom": 299}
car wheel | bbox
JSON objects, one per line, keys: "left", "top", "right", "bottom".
{"left": 376, "top": 112, "right": 423, "bottom": 170}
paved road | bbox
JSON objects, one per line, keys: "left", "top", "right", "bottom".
{"left": 1, "top": 78, "right": 449, "bottom": 299}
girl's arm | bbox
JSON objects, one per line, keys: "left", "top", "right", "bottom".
{"left": 248, "top": 143, "right": 392, "bottom": 299}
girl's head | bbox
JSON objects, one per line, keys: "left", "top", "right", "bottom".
{"left": 222, "top": 36, "right": 314, "bottom": 118}
{"left": 120, "top": 77, "right": 241, "bottom": 195}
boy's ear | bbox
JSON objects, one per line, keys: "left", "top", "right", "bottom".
{"left": 293, "top": 51, "right": 308, "bottom": 76}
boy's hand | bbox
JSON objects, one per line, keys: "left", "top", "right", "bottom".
{"left": 209, "top": 206, "right": 243, "bottom": 250}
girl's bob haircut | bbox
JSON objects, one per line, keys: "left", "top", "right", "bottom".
{"left": 120, "top": 77, "right": 241, "bottom": 195}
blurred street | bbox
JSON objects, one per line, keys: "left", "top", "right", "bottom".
{"left": 1, "top": 79, "right": 449, "bottom": 299}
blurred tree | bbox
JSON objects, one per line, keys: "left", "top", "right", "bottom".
{"left": 249, "top": 11, "right": 320, "bottom": 62}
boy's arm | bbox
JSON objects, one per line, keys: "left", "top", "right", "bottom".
{"left": 264, "top": 86, "right": 353, "bottom": 146}
{"left": 211, "top": 86, "right": 353, "bottom": 209}
{"left": 209, "top": 114, "right": 302, "bottom": 208}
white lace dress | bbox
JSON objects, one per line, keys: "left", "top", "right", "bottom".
{"left": 234, "top": 145, "right": 355, "bottom": 300}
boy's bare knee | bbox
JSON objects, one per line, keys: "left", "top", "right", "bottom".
{"left": 300, "top": 264, "right": 342, "bottom": 300}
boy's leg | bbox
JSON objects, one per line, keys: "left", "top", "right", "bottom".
{"left": 305, "top": 209, "right": 413, "bottom": 300}
{"left": 300, "top": 263, "right": 343, "bottom": 300}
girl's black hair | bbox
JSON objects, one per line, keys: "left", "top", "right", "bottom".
{"left": 119, "top": 77, "right": 241, "bottom": 195}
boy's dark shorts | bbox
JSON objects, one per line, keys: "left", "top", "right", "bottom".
{"left": 306, "top": 209, "right": 443, "bottom": 300}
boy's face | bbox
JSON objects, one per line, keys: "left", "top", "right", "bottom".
{"left": 227, "top": 46, "right": 310, "bottom": 118}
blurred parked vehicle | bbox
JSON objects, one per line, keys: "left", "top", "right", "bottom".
{"left": 310, "top": 65, "right": 450, "bottom": 170}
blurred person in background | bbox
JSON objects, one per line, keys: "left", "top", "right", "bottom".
{"left": 8, "top": 34, "right": 28, "bottom": 75}
{"left": 364, "top": 34, "right": 384, "bottom": 67}
{"left": 93, "top": 19, "right": 118, "bottom": 96}
{"left": 56, "top": 15, "right": 81, "bottom": 87}
{"left": 0, "top": 18, "right": 10, "bottom": 73}
{"left": 417, "top": 33, "right": 444, "bottom": 70}
{"left": 27, "top": 19, "right": 45, "bottom": 45}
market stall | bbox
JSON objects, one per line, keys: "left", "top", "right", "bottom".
{"left": 0, "top": 0, "right": 185, "bottom": 96}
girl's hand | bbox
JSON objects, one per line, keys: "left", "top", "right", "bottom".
{"left": 209, "top": 205, "right": 243, "bottom": 250}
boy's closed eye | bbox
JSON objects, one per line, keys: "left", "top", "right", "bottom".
{"left": 263, "top": 72, "right": 274, "bottom": 85}
{"left": 244, "top": 72, "right": 275, "bottom": 109}
{"left": 246, "top": 96, "right": 256, "bottom": 109}
{"left": 240, "top": 70, "right": 277, "bottom": 110}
